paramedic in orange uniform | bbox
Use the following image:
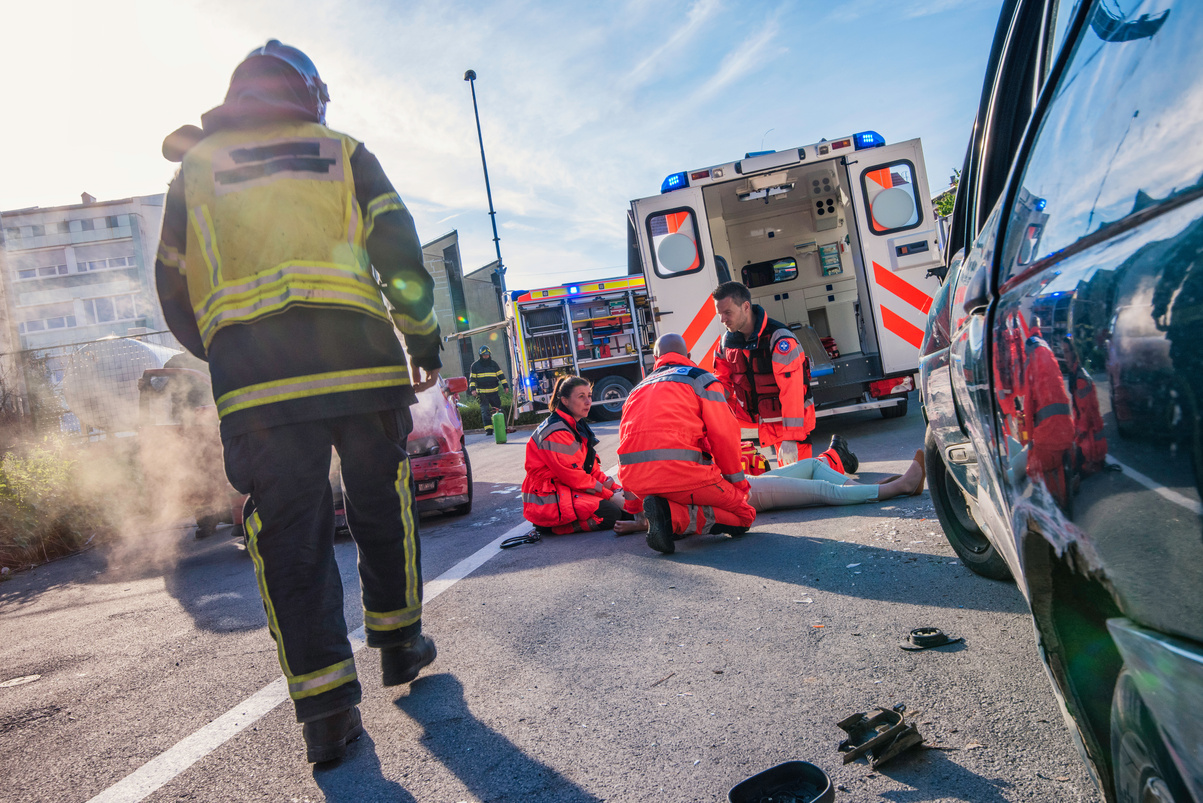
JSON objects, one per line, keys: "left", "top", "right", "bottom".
{"left": 710, "top": 282, "right": 857, "bottom": 473}
{"left": 522, "top": 375, "right": 639, "bottom": 534}
{"left": 618, "top": 334, "right": 757, "bottom": 554}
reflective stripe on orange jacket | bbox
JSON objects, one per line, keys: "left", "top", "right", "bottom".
{"left": 712, "top": 305, "right": 815, "bottom": 448}
{"left": 618, "top": 352, "right": 750, "bottom": 496}
{"left": 522, "top": 409, "right": 616, "bottom": 528}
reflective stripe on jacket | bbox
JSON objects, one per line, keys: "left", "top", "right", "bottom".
{"left": 618, "top": 352, "right": 749, "bottom": 496}
{"left": 712, "top": 305, "right": 815, "bottom": 448}
{"left": 180, "top": 121, "right": 403, "bottom": 349}
{"left": 522, "top": 409, "right": 617, "bottom": 528}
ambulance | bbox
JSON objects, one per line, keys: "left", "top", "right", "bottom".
{"left": 629, "top": 131, "right": 944, "bottom": 420}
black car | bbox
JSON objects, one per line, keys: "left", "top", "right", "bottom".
{"left": 919, "top": 1, "right": 1203, "bottom": 801}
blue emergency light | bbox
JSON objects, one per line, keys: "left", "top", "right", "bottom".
{"left": 1035, "top": 198, "right": 1047, "bottom": 211}
{"left": 854, "top": 130, "right": 886, "bottom": 150}
{"left": 660, "top": 171, "right": 689, "bottom": 194}
{"left": 568, "top": 286, "right": 580, "bottom": 295}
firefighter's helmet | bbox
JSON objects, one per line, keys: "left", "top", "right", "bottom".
{"left": 479, "top": 346, "right": 491, "bottom": 356}
{"left": 230, "top": 40, "right": 330, "bottom": 123}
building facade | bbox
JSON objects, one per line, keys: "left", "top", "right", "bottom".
{"left": 422, "top": 230, "right": 475, "bottom": 378}
{"left": 0, "top": 193, "right": 169, "bottom": 352}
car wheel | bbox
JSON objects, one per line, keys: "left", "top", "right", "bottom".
{"left": 591, "top": 376, "right": 633, "bottom": 421}
{"left": 1111, "top": 668, "right": 1188, "bottom": 803}
{"left": 881, "top": 397, "right": 908, "bottom": 419}
{"left": 451, "top": 439, "right": 473, "bottom": 516}
{"left": 925, "top": 429, "right": 1011, "bottom": 580}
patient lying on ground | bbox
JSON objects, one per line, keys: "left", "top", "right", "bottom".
{"left": 613, "top": 448, "right": 925, "bottom": 535}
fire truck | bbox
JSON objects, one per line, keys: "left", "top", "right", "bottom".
{"left": 509, "top": 131, "right": 944, "bottom": 421}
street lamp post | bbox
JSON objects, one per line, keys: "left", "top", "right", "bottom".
{"left": 463, "top": 70, "right": 506, "bottom": 301}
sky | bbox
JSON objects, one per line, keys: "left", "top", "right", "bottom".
{"left": 0, "top": 0, "right": 1004, "bottom": 293}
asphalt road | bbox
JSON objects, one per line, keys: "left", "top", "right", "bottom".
{"left": 0, "top": 398, "right": 1101, "bottom": 803}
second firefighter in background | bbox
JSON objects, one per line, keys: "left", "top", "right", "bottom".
{"left": 469, "top": 345, "right": 508, "bottom": 436}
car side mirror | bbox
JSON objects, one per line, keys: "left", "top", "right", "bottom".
{"left": 445, "top": 376, "right": 469, "bottom": 395}
{"left": 962, "top": 263, "right": 989, "bottom": 315}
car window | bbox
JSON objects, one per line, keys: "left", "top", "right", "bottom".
{"left": 1047, "top": 0, "right": 1084, "bottom": 65}
{"left": 999, "top": 0, "right": 1184, "bottom": 283}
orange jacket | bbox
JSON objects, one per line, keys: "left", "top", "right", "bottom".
{"left": 1072, "top": 364, "right": 1107, "bottom": 469}
{"left": 1019, "top": 335, "right": 1075, "bottom": 477}
{"left": 712, "top": 305, "right": 815, "bottom": 448}
{"left": 522, "top": 409, "right": 617, "bottom": 528}
{"left": 618, "top": 352, "right": 750, "bottom": 496}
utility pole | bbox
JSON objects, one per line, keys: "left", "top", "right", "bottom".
{"left": 463, "top": 70, "right": 506, "bottom": 303}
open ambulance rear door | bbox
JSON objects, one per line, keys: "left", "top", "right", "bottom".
{"left": 630, "top": 187, "right": 725, "bottom": 370}
{"left": 845, "top": 138, "right": 943, "bottom": 375}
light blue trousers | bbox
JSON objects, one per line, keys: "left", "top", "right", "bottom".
{"left": 747, "top": 458, "right": 880, "bottom": 511}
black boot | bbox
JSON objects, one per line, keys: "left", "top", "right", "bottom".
{"left": 302, "top": 706, "right": 364, "bottom": 764}
{"left": 381, "top": 633, "right": 437, "bottom": 686}
{"left": 643, "top": 496, "right": 675, "bottom": 555}
{"left": 709, "top": 523, "right": 750, "bottom": 538}
{"left": 829, "top": 434, "right": 859, "bottom": 475}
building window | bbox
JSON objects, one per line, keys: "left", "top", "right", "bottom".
{"left": 56, "top": 221, "right": 71, "bottom": 234}
{"left": 76, "top": 255, "right": 134, "bottom": 272}
{"left": 82, "top": 294, "right": 140, "bottom": 324}
{"left": 3, "top": 227, "right": 18, "bottom": 240}
{"left": 30, "top": 224, "right": 45, "bottom": 237}
{"left": 81, "top": 219, "right": 94, "bottom": 231}
{"left": 15, "top": 264, "right": 68, "bottom": 280}
{"left": 106, "top": 215, "right": 120, "bottom": 228}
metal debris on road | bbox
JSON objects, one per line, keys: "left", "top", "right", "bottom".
{"left": 900, "top": 627, "right": 964, "bottom": 651}
{"left": 650, "top": 672, "right": 676, "bottom": 687}
{"left": 837, "top": 704, "right": 925, "bottom": 768}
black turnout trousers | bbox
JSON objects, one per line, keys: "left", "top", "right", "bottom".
{"left": 223, "top": 408, "right": 422, "bottom": 722}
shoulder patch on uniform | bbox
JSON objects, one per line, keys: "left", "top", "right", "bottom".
{"left": 676, "top": 367, "right": 691, "bottom": 374}
{"left": 776, "top": 339, "right": 792, "bottom": 354}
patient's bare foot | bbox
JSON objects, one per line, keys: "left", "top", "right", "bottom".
{"left": 878, "top": 454, "right": 925, "bottom": 499}
{"left": 614, "top": 515, "right": 648, "bottom": 535}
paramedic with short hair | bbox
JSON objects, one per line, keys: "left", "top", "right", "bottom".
{"left": 710, "top": 281, "right": 858, "bottom": 473}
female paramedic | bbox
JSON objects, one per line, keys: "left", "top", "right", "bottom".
{"left": 522, "top": 375, "right": 639, "bottom": 534}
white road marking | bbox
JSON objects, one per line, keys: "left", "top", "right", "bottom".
{"left": 86, "top": 519, "right": 533, "bottom": 803}
{"left": 1106, "top": 456, "right": 1203, "bottom": 516}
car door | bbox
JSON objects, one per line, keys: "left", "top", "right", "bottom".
{"left": 985, "top": 0, "right": 1203, "bottom": 797}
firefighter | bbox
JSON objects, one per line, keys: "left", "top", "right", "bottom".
{"left": 154, "top": 41, "right": 439, "bottom": 763}
{"left": 522, "top": 375, "right": 639, "bottom": 534}
{"left": 618, "top": 333, "right": 757, "bottom": 554}
{"left": 469, "top": 345, "right": 509, "bottom": 436}
{"left": 710, "top": 282, "right": 857, "bottom": 473}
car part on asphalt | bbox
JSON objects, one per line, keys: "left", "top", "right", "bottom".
{"left": 900, "top": 626, "right": 964, "bottom": 651}
{"left": 837, "top": 704, "right": 924, "bottom": 768}
{"left": 500, "top": 530, "right": 542, "bottom": 549}
{"left": 727, "top": 760, "right": 835, "bottom": 803}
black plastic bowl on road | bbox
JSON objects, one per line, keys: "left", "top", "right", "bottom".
{"left": 728, "top": 761, "right": 834, "bottom": 803}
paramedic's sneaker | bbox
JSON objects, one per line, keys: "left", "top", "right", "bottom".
{"left": 302, "top": 706, "right": 364, "bottom": 764}
{"left": 709, "top": 523, "right": 750, "bottom": 538}
{"left": 829, "top": 434, "right": 859, "bottom": 475}
{"left": 643, "top": 496, "right": 675, "bottom": 555}
{"left": 382, "top": 634, "right": 437, "bottom": 686}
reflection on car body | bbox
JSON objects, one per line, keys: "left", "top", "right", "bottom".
{"left": 920, "top": 1, "right": 1203, "bottom": 801}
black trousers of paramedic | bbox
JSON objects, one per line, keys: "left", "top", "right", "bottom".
{"left": 480, "top": 391, "right": 502, "bottom": 432}
{"left": 223, "top": 408, "right": 422, "bottom": 723}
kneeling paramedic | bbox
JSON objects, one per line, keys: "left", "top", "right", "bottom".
{"left": 155, "top": 41, "right": 439, "bottom": 763}
{"left": 522, "top": 375, "right": 640, "bottom": 534}
{"left": 618, "top": 334, "right": 757, "bottom": 554}
{"left": 711, "top": 282, "right": 857, "bottom": 473}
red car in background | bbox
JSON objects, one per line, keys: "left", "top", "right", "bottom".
{"left": 228, "top": 375, "right": 473, "bottom": 539}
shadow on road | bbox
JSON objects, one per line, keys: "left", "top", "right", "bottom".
{"left": 313, "top": 733, "right": 417, "bottom": 803}
{"left": 874, "top": 747, "right": 1015, "bottom": 802}
{"left": 394, "top": 673, "right": 603, "bottom": 803}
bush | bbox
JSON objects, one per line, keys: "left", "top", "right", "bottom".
{"left": 0, "top": 442, "right": 105, "bottom": 572}
{"left": 456, "top": 390, "right": 545, "bottom": 430}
